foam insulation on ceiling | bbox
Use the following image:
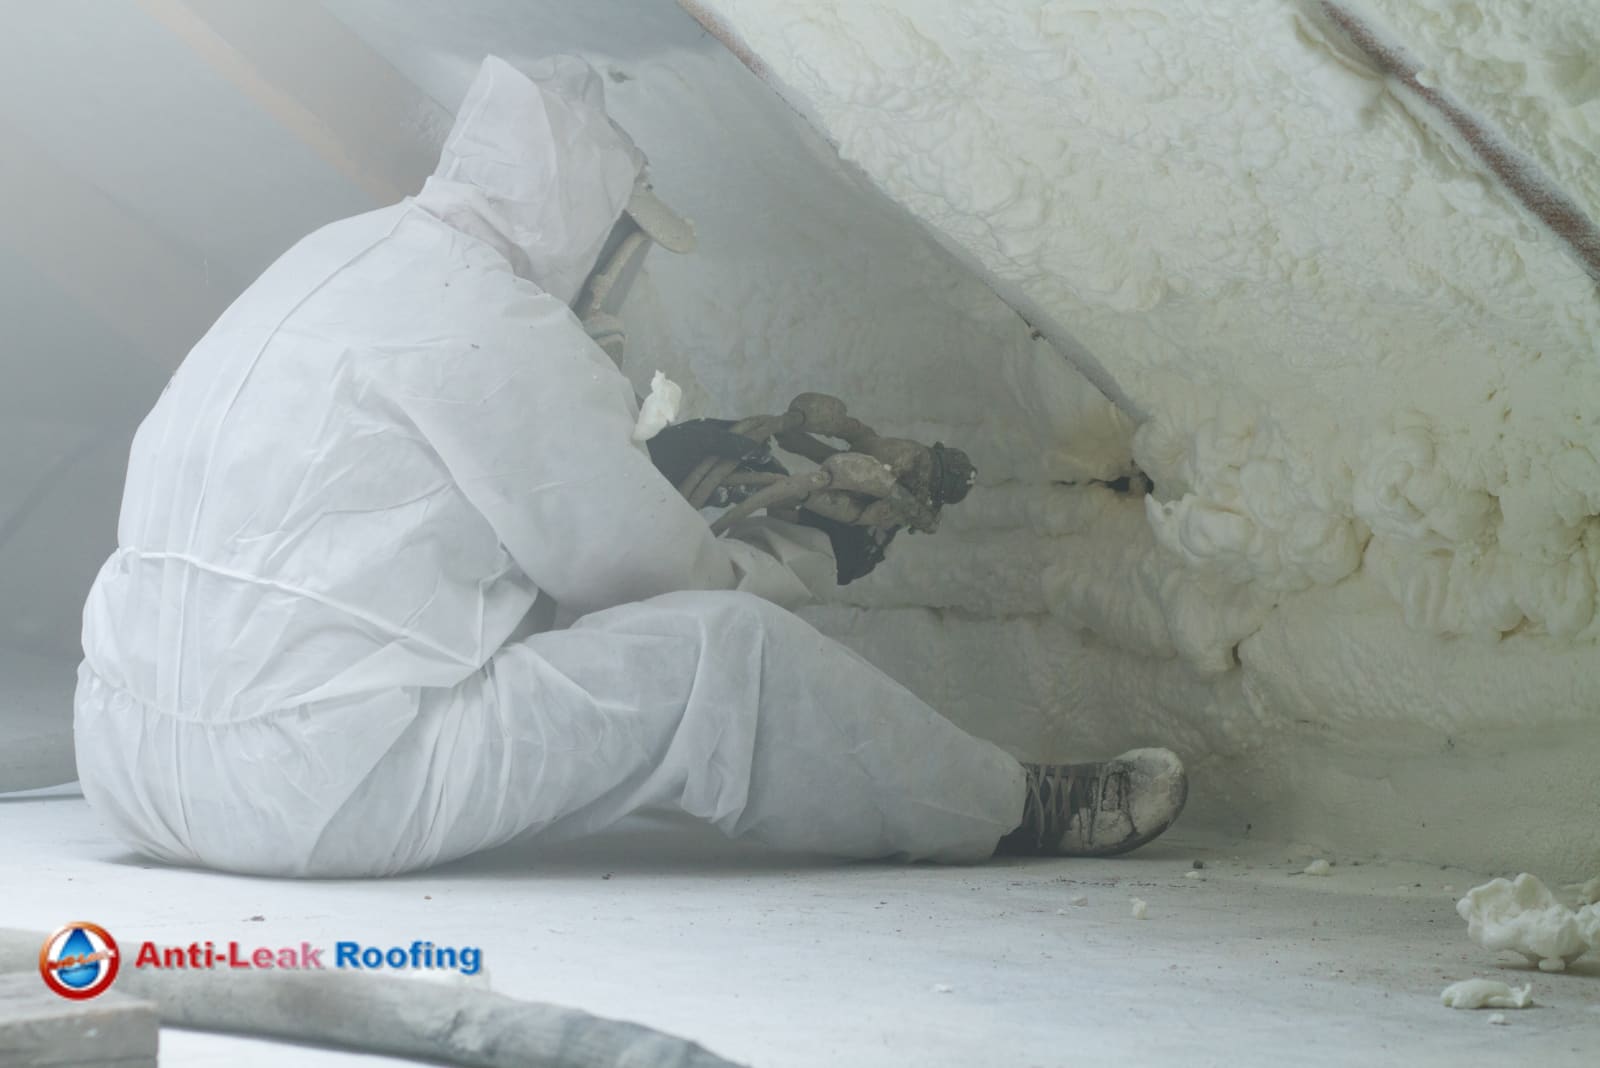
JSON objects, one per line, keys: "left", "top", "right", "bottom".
{"left": 690, "top": 0, "right": 1600, "bottom": 647}
{"left": 682, "top": 5, "right": 1600, "bottom": 652}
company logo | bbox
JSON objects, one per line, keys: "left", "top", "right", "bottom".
{"left": 39, "top": 923, "right": 120, "bottom": 1000}
{"left": 36, "top": 924, "right": 483, "bottom": 998}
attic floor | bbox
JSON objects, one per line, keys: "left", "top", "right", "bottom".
{"left": 3, "top": 792, "right": 1596, "bottom": 1067}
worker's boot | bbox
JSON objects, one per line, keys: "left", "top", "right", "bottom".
{"left": 996, "top": 748, "right": 1187, "bottom": 857}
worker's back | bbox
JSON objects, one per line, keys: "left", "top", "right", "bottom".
{"left": 79, "top": 203, "right": 549, "bottom": 724}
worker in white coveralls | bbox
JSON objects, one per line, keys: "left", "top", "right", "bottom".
{"left": 74, "top": 56, "right": 1187, "bottom": 877}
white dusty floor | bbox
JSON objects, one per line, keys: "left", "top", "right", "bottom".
{"left": 3, "top": 792, "right": 1598, "bottom": 1067}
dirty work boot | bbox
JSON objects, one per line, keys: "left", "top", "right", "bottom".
{"left": 995, "top": 748, "right": 1187, "bottom": 857}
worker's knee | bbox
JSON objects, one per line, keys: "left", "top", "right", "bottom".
{"left": 646, "top": 588, "right": 810, "bottom": 641}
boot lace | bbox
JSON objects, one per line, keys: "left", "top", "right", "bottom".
{"left": 1019, "top": 762, "right": 1132, "bottom": 851}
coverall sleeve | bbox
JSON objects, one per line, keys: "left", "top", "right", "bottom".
{"left": 380, "top": 273, "right": 835, "bottom": 616}
{"left": 379, "top": 284, "right": 747, "bottom": 618}
{"left": 720, "top": 517, "right": 838, "bottom": 607}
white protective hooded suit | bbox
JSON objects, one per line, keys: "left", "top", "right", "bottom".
{"left": 74, "top": 56, "right": 1025, "bottom": 876}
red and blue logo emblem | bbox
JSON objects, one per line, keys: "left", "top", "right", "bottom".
{"left": 39, "top": 922, "right": 120, "bottom": 999}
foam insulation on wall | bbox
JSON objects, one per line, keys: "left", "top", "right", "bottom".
{"left": 682, "top": 0, "right": 1600, "bottom": 876}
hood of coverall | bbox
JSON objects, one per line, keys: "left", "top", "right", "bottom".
{"left": 425, "top": 55, "right": 645, "bottom": 306}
